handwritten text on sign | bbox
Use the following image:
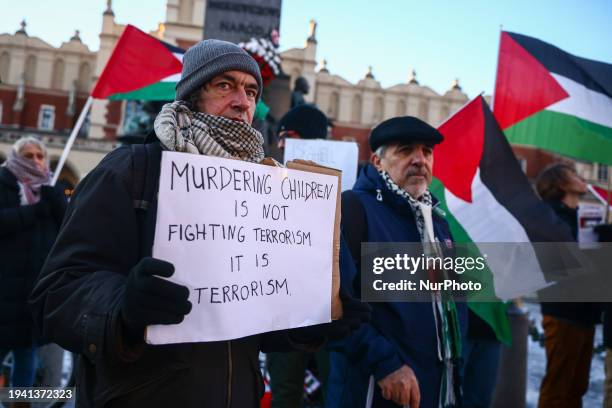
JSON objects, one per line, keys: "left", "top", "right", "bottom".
{"left": 147, "top": 152, "right": 338, "bottom": 344}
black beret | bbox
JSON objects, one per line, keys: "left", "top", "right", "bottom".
{"left": 277, "top": 104, "right": 328, "bottom": 140}
{"left": 369, "top": 116, "right": 443, "bottom": 152}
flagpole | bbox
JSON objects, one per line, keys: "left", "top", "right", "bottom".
{"left": 51, "top": 95, "right": 94, "bottom": 186}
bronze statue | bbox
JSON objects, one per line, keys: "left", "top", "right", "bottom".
{"left": 290, "top": 76, "right": 310, "bottom": 108}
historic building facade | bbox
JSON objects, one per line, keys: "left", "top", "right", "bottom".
{"left": 0, "top": 21, "right": 94, "bottom": 132}
{"left": 0, "top": 20, "right": 101, "bottom": 184}
{"left": 0, "top": 0, "right": 609, "bottom": 206}
{"left": 279, "top": 24, "right": 469, "bottom": 160}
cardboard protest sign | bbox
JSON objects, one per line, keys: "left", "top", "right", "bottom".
{"left": 147, "top": 152, "right": 340, "bottom": 344}
{"left": 284, "top": 139, "right": 359, "bottom": 191}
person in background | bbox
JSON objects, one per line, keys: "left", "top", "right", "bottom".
{"left": 276, "top": 104, "right": 329, "bottom": 153}
{"left": 536, "top": 163, "right": 600, "bottom": 408}
{"left": 0, "top": 136, "right": 66, "bottom": 387}
{"left": 594, "top": 223, "right": 612, "bottom": 408}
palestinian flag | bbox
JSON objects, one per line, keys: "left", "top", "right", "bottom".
{"left": 494, "top": 31, "right": 612, "bottom": 165}
{"left": 431, "top": 95, "right": 574, "bottom": 343}
{"left": 90, "top": 25, "right": 271, "bottom": 120}
{"left": 91, "top": 24, "right": 184, "bottom": 101}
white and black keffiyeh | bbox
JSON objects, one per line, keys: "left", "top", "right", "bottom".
{"left": 379, "top": 169, "right": 462, "bottom": 408}
{"left": 154, "top": 101, "right": 265, "bottom": 163}
{"left": 380, "top": 170, "right": 433, "bottom": 240}
{"left": 2, "top": 149, "right": 50, "bottom": 205}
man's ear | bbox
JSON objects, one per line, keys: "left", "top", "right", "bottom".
{"left": 371, "top": 152, "right": 382, "bottom": 170}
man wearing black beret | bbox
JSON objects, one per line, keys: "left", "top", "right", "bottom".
{"left": 329, "top": 116, "right": 467, "bottom": 407}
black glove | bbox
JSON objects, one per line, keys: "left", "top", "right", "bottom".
{"left": 120, "top": 257, "right": 192, "bottom": 343}
{"left": 292, "top": 289, "right": 372, "bottom": 342}
{"left": 40, "top": 185, "right": 67, "bottom": 222}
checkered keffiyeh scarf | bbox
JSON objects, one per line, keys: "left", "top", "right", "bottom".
{"left": 154, "top": 101, "right": 265, "bottom": 163}
{"left": 379, "top": 170, "right": 432, "bottom": 237}
{"left": 3, "top": 149, "right": 50, "bottom": 205}
{"left": 380, "top": 170, "right": 463, "bottom": 408}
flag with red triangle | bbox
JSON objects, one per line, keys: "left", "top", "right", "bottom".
{"left": 91, "top": 24, "right": 184, "bottom": 101}
{"left": 494, "top": 31, "right": 612, "bottom": 165}
{"left": 431, "top": 95, "right": 574, "bottom": 343}
{"left": 90, "top": 24, "right": 271, "bottom": 121}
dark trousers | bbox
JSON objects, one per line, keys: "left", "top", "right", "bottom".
{"left": 266, "top": 350, "right": 329, "bottom": 408}
{"left": 538, "top": 315, "right": 594, "bottom": 408}
{"left": 461, "top": 337, "right": 501, "bottom": 408}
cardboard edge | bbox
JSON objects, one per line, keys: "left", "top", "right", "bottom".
{"left": 287, "top": 160, "right": 343, "bottom": 320}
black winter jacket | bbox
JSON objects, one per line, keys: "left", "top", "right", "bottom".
{"left": 0, "top": 167, "right": 64, "bottom": 348}
{"left": 540, "top": 200, "right": 601, "bottom": 326}
{"left": 29, "top": 143, "right": 316, "bottom": 408}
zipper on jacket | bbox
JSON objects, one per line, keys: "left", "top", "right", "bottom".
{"left": 376, "top": 189, "right": 383, "bottom": 201}
{"left": 226, "top": 341, "right": 233, "bottom": 408}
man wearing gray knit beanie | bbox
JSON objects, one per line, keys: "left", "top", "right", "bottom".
{"left": 31, "top": 37, "right": 371, "bottom": 408}
{"left": 154, "top": 38, "right": 266, "bottom": 163}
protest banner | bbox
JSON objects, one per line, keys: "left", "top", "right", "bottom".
{"left": 284, "top": 139, "right": 359, "bottom": 191}
{"left": 147, "top": 152, "right": 340, "bottom": 344}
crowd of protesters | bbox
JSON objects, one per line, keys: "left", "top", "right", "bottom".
{"left": 1, "top": 37, "right": 611, "bottom": 408}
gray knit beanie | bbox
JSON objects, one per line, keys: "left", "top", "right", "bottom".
{"left": 175, "top": 39, "right": 263, "bottom": 101}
